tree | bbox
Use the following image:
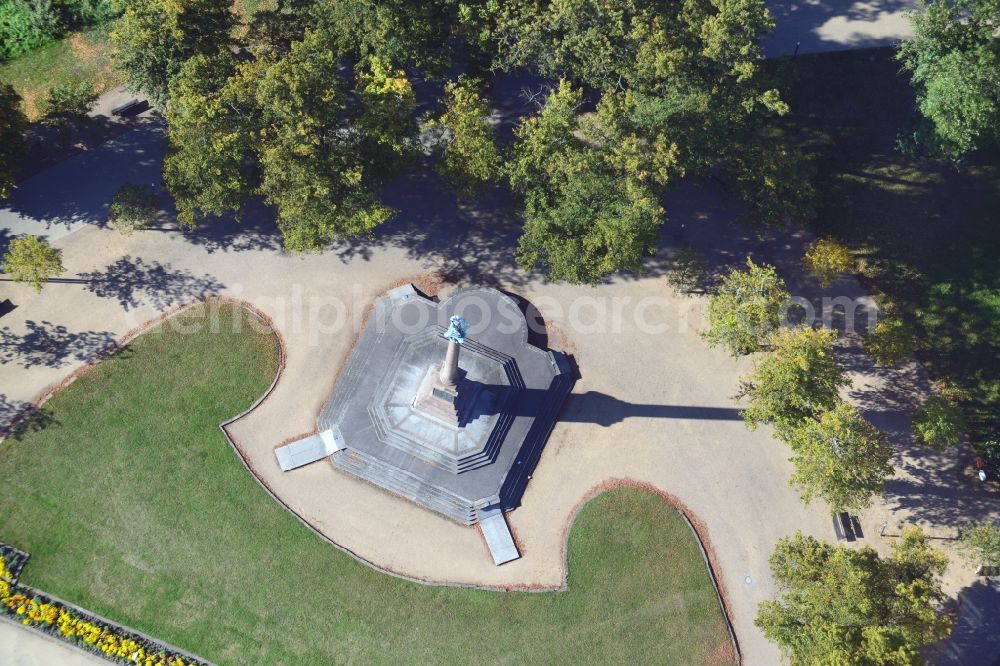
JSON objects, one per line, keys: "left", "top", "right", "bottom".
{"left": 109, "top": 183, "right": 158, "bottom": 234}
{"left": 865, "top": 316, "right": 915, "bottom": 367}
{"left": 666, "top": 246, "right": 707, "bottom": 295}
{"left": 354, "top": 56, "right": 418, "bottom": 169}
{"left": 0, "top": 81, "right": 26, "bottom": 199}
{"left": 737, "top": 326, "right": 848, "bottom": 434}
{"left": 704, "top": 258, "right": 790, "bottom": 356}
{"left": 254, "top": 35, "right": 398, "bottom": 252}
{"left": 428, "top": 78, "right": 500, "bottom": 197}
{"left": 912, "top": 394, "right": 966, "bottom": 450}
{"left": 464, "top": 0, "right": 808, "bottom": 279}
{"left": 786, "top": 402, "right": 894, "bottom": 511}
{"left": 756, "top": 530, "right": 952, "bottom": 665}
{"left": 958, "top": 521, "right": 1000, "bottom": 567}
{"left": 163, "top": 53, "right": 254, "bottom": 227}
{"left": 111, "top": 0, "right": 234, "bottom": 107}
{"left": 44, "top": 80, "right": 97, "bottom": 117}
{"left": 2, "top": 235, "right": 64, "bottom": 291}
{"left": 803, "top": 237, "right": 853, "bottom": 288}
{"left": 897, "top": 0, "right": 1000, "bottom": 157}
{"left": 509, "top": 81, "right": 664, "bottom": 283}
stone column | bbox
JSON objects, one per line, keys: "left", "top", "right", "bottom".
{"left": 439, "top": 339, "right": 460, "bottom": 389}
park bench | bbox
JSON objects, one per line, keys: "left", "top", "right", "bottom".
{"left": 833, "top": 511, "right": 856, "bottom": 542}
{"left": 111, "top": 99, "right": 147, "bottom": 117}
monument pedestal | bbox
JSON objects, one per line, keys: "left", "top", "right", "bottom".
{"left": 412, "top": 364, "right": 485, "bottom": 428}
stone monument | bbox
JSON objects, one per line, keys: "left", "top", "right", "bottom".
{"left": 274, "top": 284, "right": 574, "bottom": 564}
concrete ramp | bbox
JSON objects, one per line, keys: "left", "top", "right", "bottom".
{"left": 275, "top": 428, "right": 344, "bottom": 471}
{"left": 478, "top": 505, "right": 520, "bottom": 566}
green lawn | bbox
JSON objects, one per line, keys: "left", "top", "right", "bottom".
{"left": 779, "top": 48, "right": 1000, "bottom": 443}
{"left": 0, "top": 26, "right": 119, "bottom": 121}
{"left": 0, "top": 303, "right": 734, "bottom": 665}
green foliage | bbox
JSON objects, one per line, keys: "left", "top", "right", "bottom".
{"left": 666, "top": 246, "right": 707, "bottom": 295}
{"left": 704, "top": 258, "right": 790, "bottom": 356}
{"left": 982, "top": 439, "right": 1000, "bottom": 476}
{"left": 0, "top": 0, "right": 114, "bottom": 62}
{"left": 510, "top": 81, "right": 664, "bottom": 283}
{"left": 865, "top": 316, "right": 916, "bottom": 367}
{"left": 911, "top": 394, "right": 966, "bottom": 450}
{"left": 958, "top": 521, "right": 1000, "bottom": 567}
{"left": 785, "top": 402, "right": 894, "bottom": 511}
{"left": 109, "top": 183, "right": 157, "bottom": 234}
{"left": 163, "top": 53, "right": 253, "bottom": 227}
{"left": 311, "top": 0, "right": 455, "bottom": 77}
{"left": 898, "top": 0, "right": 1000, "bottom": 157}
{"left": 1, "top": 234, "right": 64, "bottom": 291}
{"left": 803, "top": 237, "right": 853, "bottom": 288}
{"left": 43, "top": 79, "right": 96, "bottom": 116}
{"left": 737, "top": 326, "right": 848, "bottom": 434}
{"left": 256, "top": 33, "right": 396, "bottom": 251}
{"left": 756, "top": 529, "right": 952, "bottom": 665}
{"left": 0, "top": 1, "right": 56, "bottom": 61}
{"left": 111, "top": 0, "right": 234, "bottom": 107}
{"left": 355, "top": 56, "right": 418, "bottom": 168}
{"left": 0, "top": 80, "right": 27, "bottom": 199}
{"left": 464, "top": 0, "right": 809, "bottom": 278}
{"left": 429, "top": 77, "right": 500, "bottom": 197}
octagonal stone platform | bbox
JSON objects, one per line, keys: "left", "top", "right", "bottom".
{"left": 314, "top": 284, "right": 574, "bottom": 525}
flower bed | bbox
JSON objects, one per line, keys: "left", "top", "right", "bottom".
{"left": 0, "top": 544, "right": 210, "bottom": 666}
{"left": 0, "top": 544, "right": 29, "bottom": 583}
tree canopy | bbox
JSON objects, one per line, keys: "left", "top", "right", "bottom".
{"left": 428, "top": 78, "right": 501, "bottom": 198}
{"left": 737, "top": 326, "right": 848, "bottom": 434}
{"left": 133, "top": 0, "right": 810, "bottom": 271}
{"left": 757, "top": 530, "right": 952, "bottom": 665}
{"left": 111, "top": 0, "right": 234, "bottom": 108}
{"left": 898, "top": 0, "right": 1000, "bottom": 157}
{"left": 704, "top": 258, "right": 790, "bottom": 356}
{"left": 2, "top": 235, "right": 64, "bottom": 292}
{"left": 786, "top": 402, "right": 894, "bottom": 511}
{"left": 911, "top": 394, "right": 967, "bottom": 450}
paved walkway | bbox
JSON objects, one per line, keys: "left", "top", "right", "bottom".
{"left": 763, "top": 0, "right": 920, "bottom": 56}
{"left": 0, "top": 617, "right": 102, "bottom": 665}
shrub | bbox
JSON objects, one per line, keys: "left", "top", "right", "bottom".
{"left": 0, "top": 0, "right": 118, "bottom": 63}
{"left": 44, "top": 80, "right": 97, "bottom": 117}
{"left": 912, "top": 395, "right": 966, "bottom": 450}
{"left": 958, "top": 522, "right": 1000, "bottom": 567}
{"left": 0, "top": 1, "right": 55, "bottom": 61}
{"left": 1, "top": 234, "right": 64, "bottom": 291}
{"left": 109, "top": 183, "right": 157, "bottom": 234}
{"left": 803, "top": 237, "right": 853, "bottom": 288}
{"left": 865, "top": 316, "right": 915, "bottom": 367}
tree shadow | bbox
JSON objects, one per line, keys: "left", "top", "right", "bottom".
{"left": 162, "top": 198, "right": 285, "bottom": 255}
{"left": 3, "top": 121, "right": 167, "bottom": 232}
{"left": 78, "top": 255, "right": 225, "bottom": 311}
{"left": 930, "top": 579, "right": 1000, "bottom": 666}
{"left": 0, "top": 321, "right": 119, "bottom": 369}
{"left": 0, "top": 394, "right": 59, "bottom": 439}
